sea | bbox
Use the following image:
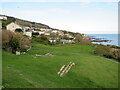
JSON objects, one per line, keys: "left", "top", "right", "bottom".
{"left": 87, "top": 34, "right": 119, "bottom": 46}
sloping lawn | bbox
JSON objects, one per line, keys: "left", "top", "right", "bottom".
{"left": 2, "top": 43, "right": 118, "bottom": 88}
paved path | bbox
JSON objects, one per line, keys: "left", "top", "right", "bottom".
{"left": 96, "top": 56, "right": 120, "bottom": 64}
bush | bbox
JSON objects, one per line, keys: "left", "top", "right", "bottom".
{"left": 93, "top": 45, "right": 112, "bottom": 56}
{"left": 32, "top": 32, "right": 39, "bottom": 36}
{"left": 93, "top": 45, "right": 120, "bottom": 61}
{"left": 9, "top": 35, "right": 21, "bottom": 53}
{"left": 2, "top": 30, "right": 15, "bottom": 50}
{"left": 2, "top": 30, "right": 31, "bottom": 53}
{"left": 20, "top": 47, "right": 28, "bottom": 52}
{"left": 75, "top": 34, "right": 91, "bottom": 45}
{"left": 111, "top": 49, "right": 120, "bottom": 61}
{"left": 33, "top": 36, "right": 50, "bottom": 45}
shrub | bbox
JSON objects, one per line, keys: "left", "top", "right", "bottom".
{"left": 2, "top": 30, "right": 15, "bottom": 49}
{"left": 32, "top": 32, "right": 39, "bottom": 36}
{"left": 74, "top": 34, "right": 91, "bottom": 45}
{"left": 33, "top": 36, "right": 50, "bottom": 45}
{"left": 9, "top": 35, "right": 21, "bottom": 53}
{"left": 20, "top": 47, "right": 28, "bottom": 52}
{"left": 93, "top": 45, "right": 112, "bottom": 56}
{"left": 111, "top": 49, "right": 120, "bottom": 61}
{"left": 2, "top": 30, "right": 31, "bottom": 53}
{"left": 93, "top": 45, "right": 120, "bottom": 61}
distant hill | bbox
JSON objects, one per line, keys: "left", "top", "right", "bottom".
{"left": 1, "top": 14, "right": 51, "bottom": 29}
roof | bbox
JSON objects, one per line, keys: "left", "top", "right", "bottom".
{"left": 60, "top": 39, "right": 69, "bottom": 42}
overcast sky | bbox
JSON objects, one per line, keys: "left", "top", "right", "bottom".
{"left": 0, "top": 1, "right": 118, "bottom": 34}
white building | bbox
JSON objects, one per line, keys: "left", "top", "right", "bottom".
{"left": 60, "top": 39, "right": 74, "bottom": 44}
{"left": 49, "top": 38, "right": 56, "bottom": 43}
{"left": 65, "top": 33, "right": 73, "bottom": 38}
{"left": 6, "top": 22, "right": 32, "bottom": 37}
{"left": 7, "top": 22, "right": 22, "bottom": 32}
{"left": 40, "top": 28, "right": 51, "bottom": 31}
{"left": 45, "top": 31, "right": 50, "bottom": 35}
{"left": 24, "top": 32, "right": 32, "bottom": 37}
{"left": 51, "top": 30, "right": 58, "bottom": 33}
{"left": 38, "top": 31, "right": 45, "bottom": 35}
{"left": 51, "top": 30, "right": 65, "bottom": 36}
{"left": 0, "top": 15, "right": 7, "bottom": 20}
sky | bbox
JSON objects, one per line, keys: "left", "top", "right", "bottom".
{"left": 0, "top": 0, "right": 118, "bottom": 34}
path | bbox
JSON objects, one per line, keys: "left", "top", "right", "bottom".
{"left": 96, "top": 56, "right": 120, "bottom": 64}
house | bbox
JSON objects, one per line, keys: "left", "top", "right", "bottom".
{"left": 60, "top": 39, "right": 69, "bottom": 44}
{"left": 7, "top": 22, "right": 22, "bottom": 32}
{"left": 60, "top": 39, "right": 74, "bottom": 44}
{"left": 38, "top": 31, "right": 45, "bottom": 35}
{"left": 0, "top": 15, "right": 7, "bottom": 20}
{"left": 32, "top": 30, "right": 51, "bottom": 36}
{"left": 44, "top": 31, "right": 50, "bottom": 36}
{"left": 6, "top": 22, "right": 32, "bottom": 37}
{"left": 45, "top": 32, "right": 50, "bottom": 36}
{"left": 24, "top": 30, "right": 32, "bottom": 37}
{"left": 49, "top": 38, "right": 57, "bottom": 43}
{"left": 51, "top": 30, "right": 58, "bottom": 33}
{"left": 57, "top": 30, "right": 64, "bottom": 36}
{"left": 32, "top": 30, "right": 45, "bottom": 35}
{"left": 40, "top": 28, "right": 51, "bottom": 31}
{"left": 50, "top": 30, "right": 65, "bottom": 36}
{"left": 64, "top": 33, "right": 73, "bottom": 38}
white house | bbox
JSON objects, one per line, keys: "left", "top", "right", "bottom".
{"left": 7, "top": 22, "right": 22, "bottom": 32}
{"left": 0, "top": 15, "right": 7, "bottom": 20}
{"left": 49, "top": 38, "right": 56, "bottom": 43}
{"left": 38, "top": 31, "right": 45, "bottom": 35}
{"left": 65, "top": 33, "right": 73, "bottom": 38}
{"left": 44, "top": 31, "right": 50, "bottom": 35}
{"left": 51, "top": 30, "right": 58, "bottom": 33}
{"left": 40, "top": 28, "right": 51, "bottom": 31}
{"left": 6, "top": 22, "right": 32, "bottom": 37}
{"left": 24, "top": 32, "right": 32, "bottom": 37}
{"left": 60, "top": 39, "right": 74, "bottom": 44}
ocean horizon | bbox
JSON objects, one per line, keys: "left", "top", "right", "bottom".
{"left": 87, "top": 34, "right": 119, "bottom": 46}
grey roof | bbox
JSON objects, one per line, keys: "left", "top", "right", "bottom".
{"left": 60, "top": 39, "right": 69, "bottom": 42}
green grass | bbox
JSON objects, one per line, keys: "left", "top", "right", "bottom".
{"left": 2, "top": 43, "right": 118, "bottom": 88}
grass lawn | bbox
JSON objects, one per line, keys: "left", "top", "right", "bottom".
{"left": 2, "top": 43, "right": 118, "bottom": 88}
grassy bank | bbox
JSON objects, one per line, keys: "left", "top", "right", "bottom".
{"left": 3, "top": 42, "right": 118, "bottom": 88}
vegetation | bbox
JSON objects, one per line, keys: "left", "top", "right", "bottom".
{"left": 2, "top": 42, "right": 118, "bottom": 88}
{"left": 93, "top": 45, "right": 120, "bottom": 62}
{"left": 1, "top": 14, "right": 119, "bottom": 88}
{"left": 32, "top": 32, "right": 39, "bottom": 36}
{"left": 2, "top": 30, "right": 31, "bottom": 53}
{"left": 75, "top": 34, "right": 91, "bottom": 45}
{"left": 33, "top": 35, "right": 50, "bottom": 45}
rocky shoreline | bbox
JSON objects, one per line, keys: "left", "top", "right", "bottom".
{"left": 86, "top": 35, "right": 120, "bottom": 48}
{"left": 88, "top": 36, "right": 112, "bottom": 43}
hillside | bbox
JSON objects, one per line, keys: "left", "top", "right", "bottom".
{"left": 2, "top": 42, "right": 118, "bottom": 88}
{"left": 1, "top": 14, "right": 50, "bottom": 29}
